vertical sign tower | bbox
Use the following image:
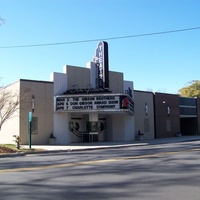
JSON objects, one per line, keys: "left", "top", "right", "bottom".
{"left": 93, "top": 41, "right": 109, "bottom": 90}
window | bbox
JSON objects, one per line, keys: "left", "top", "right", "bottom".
{"left": 31, "top": 117, "right": 38, "bottom": 134}
{"left": 144, "top": 118, "right": 150, "bottom": 132}
{"left": 179, "top": 97, "right": 196, "bottom": 106}
{"left": 166, "top": 119, "right": 171, "bottom": 132}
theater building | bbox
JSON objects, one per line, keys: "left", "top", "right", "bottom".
{"left": 52, "top": 41, "right": 134, "bottom": 144}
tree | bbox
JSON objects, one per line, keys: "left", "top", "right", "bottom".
{"left": 178, "top": 80, "right": 200, "bottom": 98}
{"left": 0, "top": 86, "right": 31, "bottom": 130}
{"left": 0, "top": 16, "right": 5, "bottom": 26}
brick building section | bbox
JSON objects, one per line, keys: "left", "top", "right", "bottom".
{"left": 154, "top": 93, "right": 180, "bottom": 138}
{"left": 197, "top": 98, "right": 200, "bottom": 135}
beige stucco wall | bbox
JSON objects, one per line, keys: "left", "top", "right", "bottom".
{"left": 64, "top": 65, "right": 124, "bottom": 94}
{"left": 20, "top": 80, "right": 53, "bottom": 145}
{"left": 134, "top": 90, "right": 155, "bottom": 140}
{"left": 0, "top": 81, "right": 20, "bottom": 144}
{"left": 65, "top": 65, "right": 90, "bottom": 90}
{"left": 106, "top": 114, "right": 135, "bottom": 142}
{"left": 109, "top": 71, "right": 124, "bottom": 93}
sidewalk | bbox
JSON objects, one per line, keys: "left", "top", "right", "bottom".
{"left": 1, "top": 136, "right": 200, "bottom": 158}
{"left": 22, "top": 135, "right": 200, "bottom": 152}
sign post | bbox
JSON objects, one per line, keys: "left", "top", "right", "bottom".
{"left": 28, "top": 111, "right": 32, "bottom": 149}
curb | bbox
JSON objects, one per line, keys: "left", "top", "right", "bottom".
{"left": 0, "top": 143, "right": 148, "bottom": 158}
{"left": 1, "top": 137, "right": 200, "bottom": 158}
{"left": 0, "top": 152, "right": 26, "bottom": 158}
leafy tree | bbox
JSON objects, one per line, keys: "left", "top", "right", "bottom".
{"left": 178, "top": 80, "right": 200, "bottom": 98}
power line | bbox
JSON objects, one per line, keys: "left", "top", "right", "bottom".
{"left": 1, "top": 26, "right": 200, "bottom": 49}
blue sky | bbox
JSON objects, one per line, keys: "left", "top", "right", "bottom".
{"left": 0, "top": 0, "right": 199, "bottom": 94}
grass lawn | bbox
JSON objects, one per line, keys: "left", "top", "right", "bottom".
{"left": 0, "top": 144, "right": 45, "bottom": 154}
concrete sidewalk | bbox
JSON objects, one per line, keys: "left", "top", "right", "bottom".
{"left": 22, "top": 135, "right": 200, "bottom": 152}
{"left": 1, "top": 135, "right": 200, "bottom": 158}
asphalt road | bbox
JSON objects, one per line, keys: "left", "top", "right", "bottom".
{"left": 1, "top": 140, "right": 200, "bottom": 200}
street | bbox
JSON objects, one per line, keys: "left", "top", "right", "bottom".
{"left": 1, "top": 140, "right": 200, "bottom": 200}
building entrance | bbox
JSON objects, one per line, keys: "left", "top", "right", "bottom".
{"left": 180, "top": 117, "right": 198, "bottom": 136}
{"left": 69, "top": 114, "right": 106, "bottom": 143}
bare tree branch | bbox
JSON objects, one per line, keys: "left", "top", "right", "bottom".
{"left": 0, "top": 87, "right": 31, "bottom": 130}
{"left": 0, "top": 16, "right": 5, "bottom": 26}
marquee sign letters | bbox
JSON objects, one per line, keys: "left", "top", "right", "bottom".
{"left": 55, "top": 94, "right": 134, "bottom": 114}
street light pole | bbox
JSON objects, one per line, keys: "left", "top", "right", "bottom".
{"left": 28, "top": 95, "right": 35, "bottom": 149}
{"left": 28, "top": 111, "right": 32, "bottom": 149}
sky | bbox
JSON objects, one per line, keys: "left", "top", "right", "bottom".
{"left": 0, "top": 0, "right": 200, "bottom": 94}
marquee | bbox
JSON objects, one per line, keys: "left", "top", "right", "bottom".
{"left": 55, "top": 94, "right": 134, "bottom": 114}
